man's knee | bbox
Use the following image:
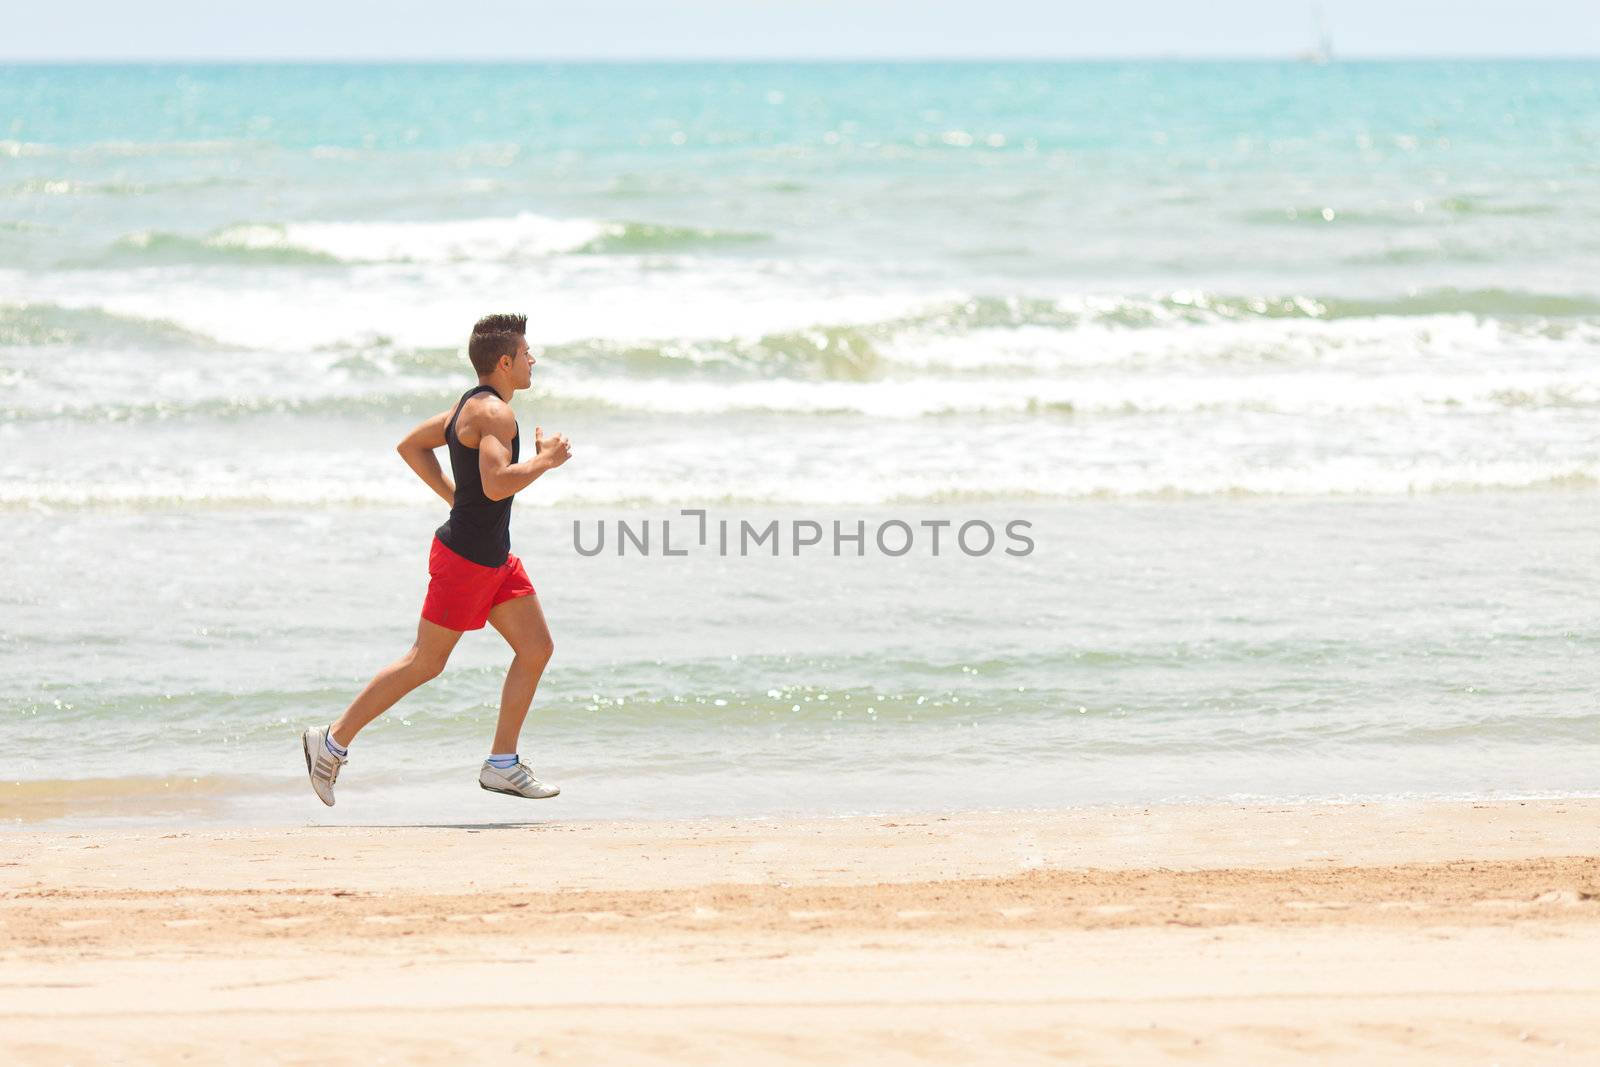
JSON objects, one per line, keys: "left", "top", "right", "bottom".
{"left": 405, "top": 645, "right": 450, "bottom": 680}
{"left": 518, "top": 635, "right": 554, "bottom": 665}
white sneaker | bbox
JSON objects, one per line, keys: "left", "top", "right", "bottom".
{"left": 479, "top": 760, "right": 560, "bottom": 799}
{"left": 302, "top": 725, "right": 347, "bottom": 807}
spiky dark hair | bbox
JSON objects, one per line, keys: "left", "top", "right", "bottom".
{"left": 472, "top": 313, "right": 527, "bottom": 336}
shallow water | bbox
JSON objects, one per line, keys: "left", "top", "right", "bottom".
{"left": 4, "top": 494, "right": 1597, "bottom": 826}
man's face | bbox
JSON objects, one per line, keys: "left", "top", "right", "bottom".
{"left": 508, "top": 338, "right": 534, "bottom": 388}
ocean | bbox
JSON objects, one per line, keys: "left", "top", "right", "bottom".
{"left": 2, "top": 60, "right": 1597, "bottom": 825}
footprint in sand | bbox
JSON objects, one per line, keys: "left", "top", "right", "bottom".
{"left": 1534, "top": 890, "right": 1587, "bottom": 906}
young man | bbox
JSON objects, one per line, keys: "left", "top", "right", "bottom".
{"left": 302, "top": 313, "right": 573, "bottom": 806}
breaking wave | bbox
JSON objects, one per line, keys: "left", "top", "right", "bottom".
{"left": 97, "top": 214, "right": 769, "bottom": 267}
{"left": 0, "top": 302, "right": 220, "bottom": 349}
{"left": 3, "top": 465, "right": 1596, "bottom": 511}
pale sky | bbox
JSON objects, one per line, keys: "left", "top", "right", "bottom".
{"left": 4, "top": 1, "right": 1598, "bottom": 61}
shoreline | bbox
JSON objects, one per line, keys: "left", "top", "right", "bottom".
{"left": 9, "top": 765, "right": 1600, "bottom": 831}
{"left": 5, "top": 799, "right": 1599, "bottom": 1063}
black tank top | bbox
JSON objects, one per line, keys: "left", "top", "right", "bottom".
{"left": 435, "top": 385, "right": 519, "bottom": 567}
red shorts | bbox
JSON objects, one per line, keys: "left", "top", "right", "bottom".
{"left": 421, "top": 536, "right": 535, "bottom": 632}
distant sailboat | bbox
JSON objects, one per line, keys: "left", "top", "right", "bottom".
{"left": 1296, "top": 6, "right": 1334, "bottom": 64}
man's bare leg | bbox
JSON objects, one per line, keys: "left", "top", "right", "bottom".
{"left": 486, "top": 594, "right": 554, "bottom": 754}
{"left": 330, "top": 617, "right": 464, "bottom": 747}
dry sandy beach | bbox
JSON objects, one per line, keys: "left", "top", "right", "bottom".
{"left": 3, "top": 799, "right": 1598, "bottom": 1065}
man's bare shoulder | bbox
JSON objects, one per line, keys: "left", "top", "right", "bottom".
{"left": 463, "top": 391, "right": 512, "bottom": 417}
{"left": 457, "top": 391, "right": 516, "bottom": 447}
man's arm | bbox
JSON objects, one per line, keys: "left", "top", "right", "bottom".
{"left": 396, "top": 408, "right": 455, "bottom": 507}
{"left": 477, "top": 406, "right": 572, "bottom": 502}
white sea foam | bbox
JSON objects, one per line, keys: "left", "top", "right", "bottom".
{"left": 0, "top": 262, "right": 952, "bottom": 351}
{"left": 4, "top": 455, "right": 1594, "bottom": 510}
{"left": 205, "top": 213, "right": 610, "bottom": 263}
{"left": 874, "top": 313, "right": 1600, "bottom": 375}
{"left": 525, "top": 364, "right": 1600, "bottom": 419}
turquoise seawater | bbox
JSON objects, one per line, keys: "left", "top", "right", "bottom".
{"left": 1, "top": 62, "right": 1597, "bottom": 825}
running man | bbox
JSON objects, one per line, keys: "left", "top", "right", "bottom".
{"left": 302, "top": 313, "right": 572, "bottom": 806}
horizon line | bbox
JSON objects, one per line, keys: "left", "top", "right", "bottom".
{"left": 4, "top": 52, "right": 1600, "bottom": 65}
